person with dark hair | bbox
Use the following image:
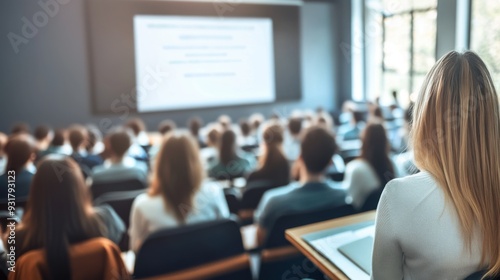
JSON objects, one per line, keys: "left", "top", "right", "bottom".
{"left": 37, "top": 128, "right": 71, "bottom": 160}
{"left": 157, "top": 119, "right": 176, "bottom": 135}
{"left": 10, "top": 123, "right": 30, "bottom": 135}
{"left": 124, "top": 118, "right": 149, "bottom": 161}
{"left": 68, "top": 125, "right": 103, "bottom": 177}
{"left": 284, "top": 116, "right": 303, "bottom": 160}
{"left": 0, "top": 133, "right": 7, "bottom": 174}
{"left": 188, "top": 117, "right": 205, "bottom": 148}
{"left": 33, "top": 125, "right": 53, "bottom": 152}
{"left": 92, "top": 128, "right": 148, "bottom": 184}
{"left": 247, "top": 123, "right": 289, "bottom": 186}
{"left": 341, "top": 110, "right": 366, "bottom": 141}
{"left": 0, "top": 134, "right": 37, "bottom": 199}
{"left": 149, "top": 120, "right": 177, "bottom": 160}
{"left": 238, "top": 119, "right": 257, "bottom": 147}
{"left": 200, "top": 125, "right": 221, "bottom": 168}
{"left": 208, "top": 129, "right": 253, "bottom": 179}
{"left": 9, "top": 156, "right": 127, "bottom": 279}
{"left": 129, "top": 133, "right": 229, "bottom": 252}
{"left": 85, "top": 124, "right": 104, "bottom": 155}
{"left": 343, "top": 122, "right": 397, "bottom": 210}
{"left": 255, "top": 126, "right": 347, "bottom": 244}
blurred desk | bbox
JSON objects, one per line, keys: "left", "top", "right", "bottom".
{"left": 285, "top": 211, "right": 376, "bottom": 280}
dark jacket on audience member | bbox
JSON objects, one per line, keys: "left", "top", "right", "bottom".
{"left": 71, "top": 152, "right": 103, "bottom": 177}
{"left": 0, "top": 168, "right": 34, "bottom": 200}
{"left": 246, "top": 161, "right": 290, "bottom": 188}
{"left": 257, "top": 182, "right": 346, "bottom": 231}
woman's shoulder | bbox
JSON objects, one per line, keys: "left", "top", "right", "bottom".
{"left": 382, "top": 171, "right": 438, "bottom": 202}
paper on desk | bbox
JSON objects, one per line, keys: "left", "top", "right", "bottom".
{"left": 310, "top": 225, "right": 375, "bottom": 280}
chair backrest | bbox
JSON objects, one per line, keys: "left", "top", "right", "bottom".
{"left": 223, "top": 188, "right": 241, "bottom": 214}
{"left": 134, "top": 218, "right": 251, "bottom": 279}
{"left": 91, "top": 179, "right": 146, "bottom": 200}
{"left": 264, "top": 204, "right": 356, "bottom": 249}
{"left": 93, "top": 189, "right": 146, "bottom": 228}
{"left": 360, "top": 188, "right": 384, "bottom": 212}
{"left": 10, "top": 237, "right": 129, "bottom": 280}
{"left": 240, "top": 180, "right": 280, "bottom": 210}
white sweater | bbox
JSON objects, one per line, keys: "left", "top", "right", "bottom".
{"left": 371, "top": 171, "right": 483, "bottom": 280}
{"left": 129, "top": 182, "right": 230, "bottom": 253}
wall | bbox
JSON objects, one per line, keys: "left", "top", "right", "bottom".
{"left": 0, "top": 0, "right": 344, "bottom": 133}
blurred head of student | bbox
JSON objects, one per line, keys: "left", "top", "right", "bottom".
{"left": 219, "top": 129, "right": 238, "bottom": 165}
{"left": 288, "top": 117, "right": 303, "bottom": 138}
{"left": 34, "top": 125, "right": 53, "bottom": 150}
{"left": 188, "top": 117, "right": 203, "bottom": 137}
{"left": 0, "top": 132, "right": 8, "bottom": 157}
{"left": 11, "top": 122, "right": 31, "bottom": 135}
{"left": 68, "top": 125, "right": 88, "bottom": 153}
{"left": 19, "top": 156, "right": 104, "bottom": 279}
{"left": 259, "top": 123, "right": 286, "bottom": 168}
{"left": 411, "top": 51, "right": 500, "bottom": 278}
{"left": 206, "top": 125, "right": 221, "bottom": 148}
{"left": 218, "top": 115, "right": 232, "bottom": 131}
{"left": 149, "top": 133, "right": 203, "bottom": 223}
{"left": 51, "top": 129, "right": 66, "bottom": 147}
{"left": 298, "top": 126, "right": 337, "bottom": 179}
{"left": 5, "top": 134, "right": 36, "bottom": 173}
{"left": 158, "top": 120, "right": 176, "bottom": 136}
{"left": 85, "top": 124, "right": 102, "bottom": 153}
{"left": 125, "top": 118, "right": 146, "bottom": 138}
{"left": 106, "top": 128, "right": 133, "bottom": 162}
{"left": 360, "top": 122, "right": 394, "bottom": 185}
{"left": 239, "top": 119, "right": 251, "bottom": 137}
{"left": 249, "top": 113, "right": 265, "bottom": 132}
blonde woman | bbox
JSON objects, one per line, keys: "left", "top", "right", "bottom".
{"left": 129, "top": 133, "right": 229, "bottom": 253}
{"left": 371, "top": 51, "right": 500, "bottom": 279}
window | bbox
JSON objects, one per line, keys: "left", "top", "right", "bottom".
{"left": 470, "top": 0, "right": 500, "bottom": 90}
{"left": 365, "top": 0, "right": 437, "bottom": 107}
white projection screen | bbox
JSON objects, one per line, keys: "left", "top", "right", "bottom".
{"left": 134, "top": 15, "right": 276, "bottom": 112}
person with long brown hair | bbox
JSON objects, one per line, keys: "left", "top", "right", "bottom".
{"left": 343, "top": 122, "right": 396, "bottom": 210}
{"left": 372, "top": 51, "right": 500, "bottom": 279}
{"left": 0, "top": 134, "right": 37, "bottom": 200}
{"left": 208, "top": 129, "right": 253, "bottom": 179}
{"left": 9, "top": 155, "right": 126, "bottom": 279}
{"left": 129, "top": 132, "right": 229, "bottom": 253}
{"left": 246, "top": 123, "right": 290, "bottom": 187}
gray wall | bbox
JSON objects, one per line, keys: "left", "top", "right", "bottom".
{"left": 0, "top": 0, "right": 347, "bottom": 133}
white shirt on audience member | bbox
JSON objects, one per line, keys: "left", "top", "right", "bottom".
{"left": 371, "top": 171, "right": 482, "bottom": 280}
{"left": 343, "top": 159, "right": 397, "bottom": 210}
{"left": 129, "top": 181, "right": 230, "bottom": 252}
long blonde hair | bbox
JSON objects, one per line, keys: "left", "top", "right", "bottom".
{"left": 411, "top": 51, "right": 500, "bottom": 278}
{"left": 149, "top": 132, "right": 204, "bottom": 223}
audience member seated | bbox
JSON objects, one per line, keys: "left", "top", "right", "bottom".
{"left": 254, "top": 126, "right": 347, "bottom": 244}
{"left": 33, "top": 125, "right": 53, "bottom": 153}
{"left": 340, "top": 110, "right": 366, "bottom": 141}
{"left": 85, "top": 124, "right": 105, "bottom": 155}
{"left": 10, "top": 123, "right": 30, "bottom": 135}
{"left": 124, "top": 118, "right": 149, "bottom": 161}
{"left": 246, "top": 123, "right": 290, "bottom": 187}
{"left": 238, "top": 119, "right": 257, "bottom": 147}
{"left": 249, "top": 113, "right": 265, "bottom": 142}
{"left": 200, "top": 125, "right": 221, "bottom": 168}
{"left": 283, "top": 116, "right": 303, "bottom": 161}
{"left": 372, "top": 51, "right": 500, "bottom": 280}
{"left": 68, "top": 125, "right": 103, "bottom": 177}
{"left": 92, "top": 128, "right": 148, "bottom": 184}
{"left": 343, "top": 122, "right": 396, "bottom": 210}
{"left": 218, "top": 115, "right": 233, "bottom": 131}
{"left": 0, "top": 133, "right": 7, "bottom": 174}
{"left": 0, "top": 134, "right": 36, "bottom": 200}
{"left": 149, "top": 119, "right": 177, "bottom": 160}
{"left": 7, "top": 156, "right": 126, "bottom": 279}
{"left": 188, "top": 117, "right": 206, "bottom": 148}
{"left": 129, "top": 133, "right": 229, "bottom": 252}
{"left": 208, "top": 129, "right": 253, "bottom": 179}
{"left": 37, "top": 128, "right": 71, "bottom": 159}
